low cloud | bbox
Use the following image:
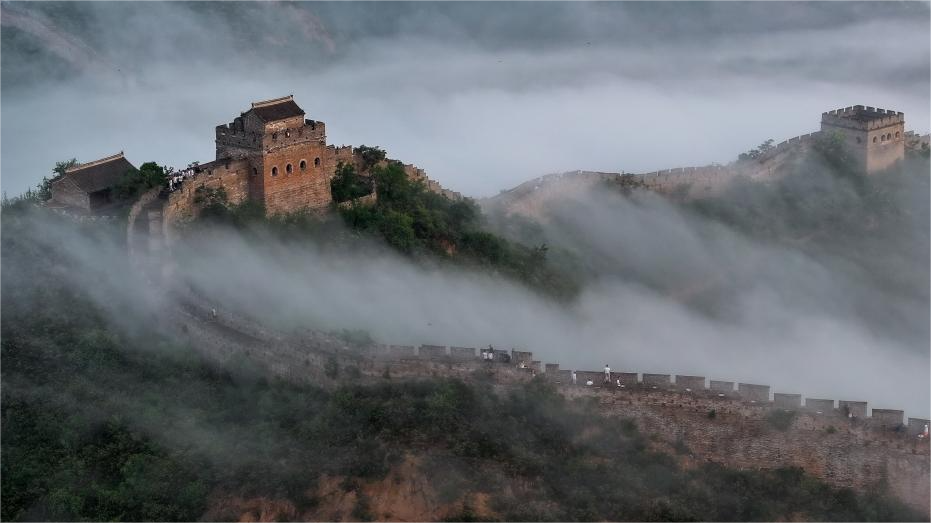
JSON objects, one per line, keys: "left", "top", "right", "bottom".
{"left": 2, "top": 1, "right": 927, "bottom": 418}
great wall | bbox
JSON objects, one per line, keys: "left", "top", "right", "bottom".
{"left": 489, "top": 106, "right": 929, "bottom": 217}
{"left": 150, "top": 280, "right": 931, "bottom": 516}
{"left": 83, "top": 99, "right": 931, "bottom": 515}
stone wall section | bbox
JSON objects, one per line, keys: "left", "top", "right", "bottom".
{"left": 675, "top": 375, "right": 706, "bottom": 390}
{"left": 189, "top": 317, "right": 918, "bottom": 511}
{"left": 738, "top": 383, "right": 770, "bottom": 402}
{"left": 871, "top": 409, "right": 905, "bottom": 428}
{"left": 774, "top": 393, "right": 802, "bottom": 409}
{"left": 805, "top": 398, "right": 836, "bottom": 414}
{"left": 839, "top": 400, "right": 868, "bottom": 419}
{"left": 161, "top": 158, "right": 251, "bottom": 244}
{"left": 643, "top": 373, "right": 672, "bottom": 388}
{"left": 710, "top": 380, "right": 735, "bottom": 393}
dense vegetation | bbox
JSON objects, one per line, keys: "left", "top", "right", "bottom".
{"left": 186, "top": 147, "right": 577, "bottom": 299}
{"left": 2, "top": 159, "right": 168, "bottom": 211}
{"left": 112, "top": 162, "right": 168, "bottom": 201}
{"left": 341, "top": 159, "right": 576, "bottom": 297}
{"left": 330, "top": 162, "right": 375, "bottom": 202}
{"left": 1, "top": 205, "right": 924, "bottom": 522}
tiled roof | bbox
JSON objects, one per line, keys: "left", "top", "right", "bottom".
{"left": 59, "top": 152, "right": 135, "bottom": 193}
{"left": 248, "top": 95, "right": 305, "bottom": 122}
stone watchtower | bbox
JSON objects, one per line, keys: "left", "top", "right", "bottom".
{"left": 820, "top": 105, "right": 905, "bottom": 174}
{"left": 215, "top": 95, "right": 335, "bottom": 214}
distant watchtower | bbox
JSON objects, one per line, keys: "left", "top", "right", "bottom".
{"left": 820, "top": 105, "right": 905, "bottom": 174}
{"left": 215, "top": 95, "right": 334, "bottom": 214}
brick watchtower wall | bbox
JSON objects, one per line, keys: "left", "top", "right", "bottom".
{"left": 259, "top": 118, "right": 332, "bottom": 214}
{"left": 820, "top": 105, "right": 905, "bottom": 174}
{"left": 216, "top": 96, "right": 338, "bottom": 215}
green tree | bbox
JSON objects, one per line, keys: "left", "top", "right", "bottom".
{"left": 354, "top": 145, "right": 387, "bottom": 172}
{"left": 738, "top": 139, "right": 775, "bottom": 161}
{"left": 52, "top": 158, "right": 78, "bottom": 178}
{"left": 113, "top": 162, "right": 168, "bottom": 200}
{"left": 330, "top": 162, "right": 374, "bottom": 203}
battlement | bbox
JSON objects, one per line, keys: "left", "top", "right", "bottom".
{"left": 164, "top": 289, "right": 930, "bottom": 515}
{"left": 332, "top": 340, "right": 926, "bottom": 430}
{"left": 821, "top": 105, "right": 905, "bottom": 131}
{"left": 332, "top": 341, "right": 929, "bottom": 432}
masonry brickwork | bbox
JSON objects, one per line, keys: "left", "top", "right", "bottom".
{"left": 49, "top": 152, "right": 136, "bottom": 213}
{"left": 542, "top": 105, "right": 911, "bottom": 205}
{"left": 120, "top": 96, "right": 464, "bottom": 241}
{"left": 161, "top": 290, "right": 930, "bottom": 516}
{"left": 211, "top": 95, "right": 460, "bottom": 216}
{"left": 214, "top": 96, "right": 344, "bottom": 214}
{"left": 821, "top": 105, "right": 906, "bottom": 174}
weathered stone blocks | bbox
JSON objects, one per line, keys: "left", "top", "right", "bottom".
{"left": 774, "top": 393, "right": 802, "bottom": 410}
{"left": 643, "top": 374, "right": 671, "bottom": 387}
{"left": 449, "top": 346, "right": 476, "bottom": 360}
{"left": 838, "top": 401, "right": 867, "bottom": 418}
{"left": 805, "top": 398, "right": 835, "bottom": 413}
{"left": 710, "top": 380, "right": 734, "bottom": 393}
{"left": 675, "top": 375, "right": 706, "bottom": 390}
{"left": 872, "top": 409, "right": 904, "bottom": 428}
{"left": 738, "top": 383, "right": 770, "bottom": 402}
{"left": 419, "top": 345, "right": 447, "bottom": 359}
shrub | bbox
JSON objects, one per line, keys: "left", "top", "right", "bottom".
{"left": 330, "top": 162, "right": 374, "bottom": 203}
{"left": 113, "top": 162, "right": 168, "bottom": 200}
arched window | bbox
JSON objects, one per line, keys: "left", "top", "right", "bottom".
{"left": 252, "top": 168, "right": 258, "bottom": 177}
{"left": 300, "top": 160, "right": 307, "bottom": 171}
{"left": 286, "top": 163, "right": 293, "bottom": 175}
{"left": 272, "top": 132, "right": 278, "bottom": 141}
{"left": 887, "top": 133, "right": 893, "bottom": 140}
{"left": 271, "top": 166, "right": 278, "bottom": 176}
{"left": 873, "top": 136, "right": 878, "bottom": 143}
{"left": 895, "top": 131, "right": 901, "bottom": 139}
{"left": 314, "top": 157, "right": 321, "bottom": 167}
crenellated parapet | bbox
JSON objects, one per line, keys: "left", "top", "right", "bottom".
{"left": 342, "top": 343, "right": 927, "bottom": 435}
{"left": 821, "top": 105, "right": 905, "bottom": 131}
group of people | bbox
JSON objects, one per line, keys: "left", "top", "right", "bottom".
{"left": 166, "top": 168, "right": 195, "bottom": 192}
{"left": 570, "top": 364, "right": 619, "bottom": 387}
{"left": 517, "top": 360, "right": 537, "bottom": 377}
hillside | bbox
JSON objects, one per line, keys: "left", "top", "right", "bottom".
{"left": 1, "top": 269, "right": 923, "bottom": 521}
{"left": 2, "top": 200, "right": 929, "bottom": 521}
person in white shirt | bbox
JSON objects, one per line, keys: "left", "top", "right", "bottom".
{"left": 604, "top": 365, "right": 611, "bottom": 384}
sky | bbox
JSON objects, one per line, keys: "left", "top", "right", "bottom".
{"left": 1, "top": 1, "right": 929, "bottom": 198}
{"left": 1, "top": 2, "right": 929, "bottom": 418}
